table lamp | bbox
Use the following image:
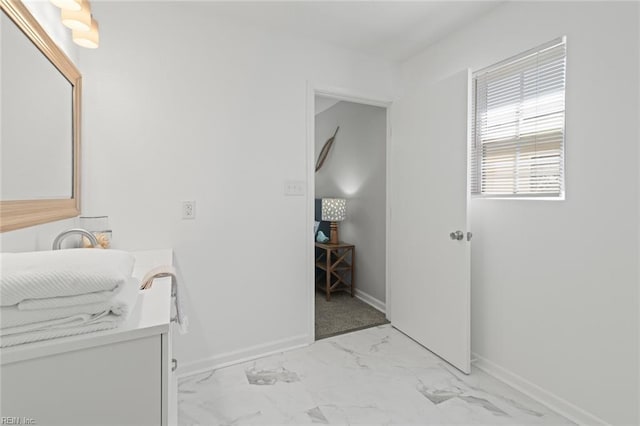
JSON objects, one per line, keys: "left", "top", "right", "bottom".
{"left": 321, "top": 198, "right": 347, "bottom": 244}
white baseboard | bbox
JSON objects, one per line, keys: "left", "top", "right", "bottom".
{"left": 355, "top": 289, "right": 386, "bottom": 313}
{"left": 176, "top": 334, "right": 310, "bottom": 379}
{"left": 472, "top": 352, "right": 609, "bottom": 426}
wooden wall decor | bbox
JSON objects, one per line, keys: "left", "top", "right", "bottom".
{"left": 315, "top": 126, "right": 340, "bottom": 172}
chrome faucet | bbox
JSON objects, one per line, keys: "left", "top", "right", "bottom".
{"left": 52, "top": 228, "right": 100, "bottom": 250}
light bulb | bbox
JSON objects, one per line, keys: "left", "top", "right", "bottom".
{"left": 61, "top": 0, "right": 91, "bottom": 31}
{"left": 73, "top": 17, "right": 99, "bottom": 49}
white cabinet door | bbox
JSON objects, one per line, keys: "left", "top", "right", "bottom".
{"left": 1, "top": 336, "right": 162, "bottom": 425}
{"left": 389, "top": 69, "right": 471, "bottom": 374}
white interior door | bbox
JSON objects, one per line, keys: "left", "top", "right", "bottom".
{"left": 389, "top": 69, "right": 471, "bottom": 374}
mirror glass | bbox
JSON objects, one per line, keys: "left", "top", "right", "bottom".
{"left": 1, "top": 11, "right": 73, "bottom": 200}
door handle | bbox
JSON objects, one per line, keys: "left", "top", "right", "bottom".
{"left": 449, "top": 230, "right": 464, "bottom": 241}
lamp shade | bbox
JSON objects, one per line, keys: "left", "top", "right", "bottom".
{"left": 73, "top": 18, "right": 99, "bottom": 48}
{"left": 321, "top": 198, "right": 346, "bottom": 222}
{"left": 61, "top": 0, "right": 91, "bottom": 31}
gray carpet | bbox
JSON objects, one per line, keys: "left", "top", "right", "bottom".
{"left": 315, "top": 290, "right": 389, "bottom": 340}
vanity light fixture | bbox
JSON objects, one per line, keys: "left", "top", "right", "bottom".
{"left": 52, "top": 0, "right": 100, "bottom": 49}
{"left": 50, "top": 0, "right": 82, "bottom": 12}
{"left": 61, "top": 0, "right": 91, "bottom": 31}
{"left": 72, "top": 17, "right": 99, "bottom": 49}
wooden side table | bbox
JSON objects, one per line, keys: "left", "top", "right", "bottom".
{"left": 315, "top": 242, "right": 355, "bottom": 301}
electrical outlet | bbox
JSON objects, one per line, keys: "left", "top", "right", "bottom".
{"left": 182, "top": 201, "right": 196, "bottom": 219}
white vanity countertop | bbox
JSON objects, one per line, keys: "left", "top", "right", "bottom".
{"left": 0, "top": 249, "right": 174, "bottom": 365}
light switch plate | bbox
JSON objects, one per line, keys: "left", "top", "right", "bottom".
{"left": 284, "top": 180, "right": 305, "bottom": 196}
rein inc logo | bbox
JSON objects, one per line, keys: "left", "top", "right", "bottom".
{"left": 1, "top": 418, "right": 36, "bottom": 425}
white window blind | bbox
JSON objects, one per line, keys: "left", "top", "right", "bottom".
{"left": 471, "top": 38, "right": 566, "bottom": 197}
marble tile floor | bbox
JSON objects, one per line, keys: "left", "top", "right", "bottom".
{"left": 179, "top": 325, "right": 573, "bottom": 425}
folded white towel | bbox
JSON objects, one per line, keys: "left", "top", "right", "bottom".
{"left": 0, "top": 277, "right": 139, "bottom": 335}
{"left": 1, "top": 312, "right": 109, "bottom": 336}
{"left": 0, "top": 249, "right": 135, "bottom": 306}
{"left": 0, "top": 316, "right": 121, "bottom": 348}
{"left": 1, "top": 302, "right": 111, "bottom": 331}
{"left": 17, "top": 288, "right": 119, "bottom": 311}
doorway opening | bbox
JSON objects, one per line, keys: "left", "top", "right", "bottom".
{"left": 311, "top": 93, "right": 390, "bottom": 340}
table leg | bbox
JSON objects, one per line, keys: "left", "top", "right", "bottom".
{"left": 351, "top": 246, "right": 355, "bottom": 297}
{"left": 325, "top": 248, "right": 331, "bottom": 301}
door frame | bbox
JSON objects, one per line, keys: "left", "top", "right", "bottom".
{"left": 305, "top": 82, "right": 393, "bottom": 342}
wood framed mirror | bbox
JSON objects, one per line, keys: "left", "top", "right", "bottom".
{"left": 0, "top": 0, "right": 81, "bottom": 232}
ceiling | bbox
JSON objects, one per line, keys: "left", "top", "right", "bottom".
{"left": 205, "top": 1, "right": 503, "bottom": 62}
{"left": 315, "top": 96, "right": 341, "bottom": 115}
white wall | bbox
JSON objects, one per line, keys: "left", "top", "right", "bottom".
{"left": 77, "top": 1, "right": 396, "bottom": 373}
{"left": 0, "top": 218, "right": 78, "bottom": 252}
{"left": 399, "top": 2, "right": 639, "bottom": 424}
{"left": 0, "top": 0, "right": 79, "bottom": 252}
{"left": 315, "top": 101, "right": 387, "bottom": 305}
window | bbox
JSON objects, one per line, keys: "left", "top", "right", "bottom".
{"left": 471, "top": 38, "right": 566, "bottom": 198}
